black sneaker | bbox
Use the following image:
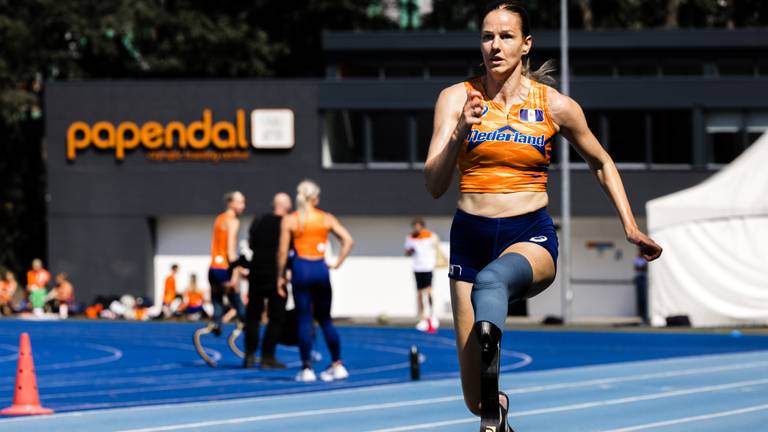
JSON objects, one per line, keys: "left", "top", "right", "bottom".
{"left": 243, "top": 354, "right": 257, "bottom": 369}
{"left": 260, "top": 357, "right": 287, "bottom": 369}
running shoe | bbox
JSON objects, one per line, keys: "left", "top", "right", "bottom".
{"left": 415, "top": 319, "right": 428, "bottom": 332}
{"left": 430, "top": 316, "right": 440, "bottom": 330}
{"left": 319, "top": 363, "right": 349, "bottom": 382}
{"left": 295, "top": 368, "right": 317, "bottom": 382}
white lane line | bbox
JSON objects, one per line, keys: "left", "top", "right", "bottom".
{"left": 37, "top": 343, "right": 123, "bottom": 370}
{"left": 4, "top": 351, "right": 767, "bottom": 424}
{"left": 365, "top": 378, "right": 768, "bottom": 432}
{"left": 114, "top": 378, "right": 768, "bottom": 432}
{"left": 597, "top": 403, "right": 768, "bottom": 432}
{"left": 115, "top": 396, "right": 463, "bottom": 432}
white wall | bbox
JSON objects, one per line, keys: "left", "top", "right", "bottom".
{"left": 153, "top": 214, "right": 644, "bottom": 321}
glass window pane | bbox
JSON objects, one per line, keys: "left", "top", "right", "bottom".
{"left": 747, "top": 130, "right": 765, "bottom": 146}
{"left": 719, "top": 62, "right": 754, "bottom": 76}
{"left": 415, "top": 111, "right": 434, "bottom": 162}
{"left": 651, "top": 111, "right": 693, "bottom": 164}
{"left": 339, "top": 63, "right": 379, "bottom": 78}
{"left": 370, "top": 111, "right": 410, "bottom": 162}
{"left": 572, "top": 63, "right": 613, "bottom": 77}
{"left": 662, "top": 63, "right": 703, "bottom": 76}
{"left": 606, "top": 111, "right": 645, "bottom": 162}
{"left": 710, "top": 132, "right": 742, "bottom": 164}
{"left": 430, "top": 65, "right": 469, "bottom": 78}
{"left": 384, "top": 66, "right": 423, "bottom": 78}
{"left": 617, "top": 64, "right": 657, "bottom": 77}
{"left": 324, "top": 111, "right": 365, "bottom": 164}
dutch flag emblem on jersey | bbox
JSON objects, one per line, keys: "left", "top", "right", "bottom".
{"left": 519, "top": 108, "right": 544, "bottom": 122}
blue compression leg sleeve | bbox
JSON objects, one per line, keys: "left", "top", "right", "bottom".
{"left": 471, "top": 253, "right": 533, "bottom": 329}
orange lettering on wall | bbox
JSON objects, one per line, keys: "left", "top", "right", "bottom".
{"left": 67, "top": 122, "right": 91, "bottom": 160}
{"left": 165, "top": 122, "right": 187, "bottom": 149}
{"left": 66, "top": 109, "right": 253, "bottom": 160}
{"left": 187, "top": 109, "right": 212, "bottom": 150}
{"left": 141, "top": 122, "right": 164, "bottom": 149}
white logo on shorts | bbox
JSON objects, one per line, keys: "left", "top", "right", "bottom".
{"left": 449, "top": 265, "right": 462, "bottom": 277}
{"left": 529, "top": 236, "right": 548, "bottom": 243}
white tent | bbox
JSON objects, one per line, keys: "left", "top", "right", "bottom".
{"left": 646, "top": 133, "right": 768, "bottom": 327}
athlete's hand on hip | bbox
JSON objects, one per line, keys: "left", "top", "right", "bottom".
{"left": 627, "top": 230, "right": 663, "bottom": 261}
{"left": 461, "top": 89, "right": 484, "bottom": 128}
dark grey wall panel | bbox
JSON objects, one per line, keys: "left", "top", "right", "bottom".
{"left": 48, "top": 215, "right": 152, "bottom": 303}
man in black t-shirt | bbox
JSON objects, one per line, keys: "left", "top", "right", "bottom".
{"left": 244, "top": 192, "right": 292, "bottom": 368}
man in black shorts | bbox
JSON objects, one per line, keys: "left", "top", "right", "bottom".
{"left": 405, "top": 217, "right": 439, "bottom": 332}
{"left": 243, "top": 192, "right": 292, "bottom": 368}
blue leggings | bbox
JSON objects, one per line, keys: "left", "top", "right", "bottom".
{"left": 291, "top": 257, "right": 341, "bottom": 365}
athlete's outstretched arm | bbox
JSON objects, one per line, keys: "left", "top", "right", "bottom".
{"left": 424, "top": 85, "right": 483, "bottom": 198}
{"left": 548, "top": 88, "right": 662, "bottom": 261}
{"left": 327, "top": 214, "right": 354, "bottom": 269}
{"left": 276, "top": 215, "right": 294, "bottom": 297}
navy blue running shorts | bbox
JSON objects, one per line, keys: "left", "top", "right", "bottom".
{"left": 448, "top": 207, "right": 559, "bottom": 283}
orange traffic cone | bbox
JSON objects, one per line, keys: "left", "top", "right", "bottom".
{"left": 1, "top": 333, "right": 53, "bottom": 415}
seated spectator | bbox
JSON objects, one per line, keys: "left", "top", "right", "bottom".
{"left": 27, "top": 259, "right": 50, "bottom": 316}
{"left": 46, "top": 272, "right": 75, "bottom": 319}
{"left": 0, "top": 271, "right": 18, "bottom": 316}
{"left": 27, "top": 258, "right": 51, "bottom": 291}
{"left": 180, "top": 274, "right": 206, "bottom": 320}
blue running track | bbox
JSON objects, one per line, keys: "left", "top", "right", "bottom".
{"left": 0, "top": 320, "right": 766, "bottom": 431}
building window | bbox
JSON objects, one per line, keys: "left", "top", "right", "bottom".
{"left": 370, "top": 111, "right": 410, "bottom": 163}
{"left": 323, "top": 109, "right": 435, "bottom": 168}
{"left": 747, "top": 112, "right": 768, "bottom": 146}
{"left": 323, "top": 111, "right": 366, "bottom": 165}
{"left": 415, "top": 111, "right": 433, "bottom": 162}
{"left": 651, "top": 110, "right": 693, "bottom": 164}
{"left": 616, "top": 63, "right": 658, "bottom": 77}
{"left": 606, "top": 111, "right": 646, "bottom": 163}
{"left": 706, "top": 112, "right": 743, "bottom": 164}
{"left": 662, "top": 63, "right": 703, "bottom": 76}
{"left": 338, "top": 63, "right": 380, "bottom": 78}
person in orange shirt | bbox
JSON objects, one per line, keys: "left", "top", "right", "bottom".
{"left": 278, "top": 180, "right": 354, "bottom": 383}
{"left": 208, "top": 191, "right": 247, "bottom": 335}
{"left": 162, "top": 264, "right": 180, "bottom": 318}
{"left": 182, "top": 274, "right": 206, "bottom": 320}
{"left": 0, "top": 271, "right": 18, "bottom": 316}
{"left": 26, "top": 258, "right": 50, "bottom": 291}
{"left": 424, "top": 2, "right": 662, "bottom": 429}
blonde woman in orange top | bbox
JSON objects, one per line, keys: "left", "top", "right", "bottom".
{"left": 277, "top": 180, "right": 354, "bottom": 383}
{"left": 424, "top": 2, "right": 662, "bottom": 430}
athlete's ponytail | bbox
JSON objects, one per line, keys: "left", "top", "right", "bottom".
{"left": 296, "top": 179, "right": 321, "bottom": 232}
{"left": 482, "top": 1, "right": 557, "bottom": 86}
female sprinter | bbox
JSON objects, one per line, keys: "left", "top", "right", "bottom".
{"left": 423, "top": 2, "right": 663, "bottom": 430}
{"left": 277, "top": 179, "right": 355, "bottom": 382}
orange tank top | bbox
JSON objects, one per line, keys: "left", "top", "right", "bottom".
{"left": 291, "top": 208, "right": 329, "bottom": 260}
{"left": 210, "top": 212, "right": 233, "bottom": 269}
{"left": 458, "top": 78, "right": 557, "bottom": 193}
